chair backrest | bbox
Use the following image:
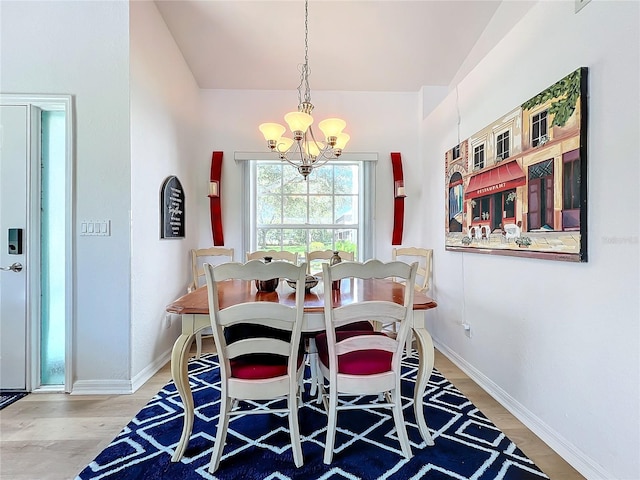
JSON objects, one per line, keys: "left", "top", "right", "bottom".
{"left": 246, "top": 250, "right": 298, "bottom": 264}
{"left": 321, "top": 259, "right": 417, "bottom": 389}
{"left": 203, "top": 260, "right": 307, "bottom": 396}
{"left": 392, "top": 246, "right": 433, "bottom": 292}
{"left": 504, "top": 223, "right": 521, "bottom": 240}
{"left": 305, "top": 250, "right": 354, "bottom": 274}
{"left": 189, "top": 247, "right": 234, "bottom": 292}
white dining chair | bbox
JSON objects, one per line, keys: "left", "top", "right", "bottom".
{"left": 316, "top": 259, "right": 418, "bottom": 464}
{"left": 388, "top": 247, "right": 433, "bottom": 355}
{"left": 203, "top": 259, "right": 307, "bottom": 473}
{"left": 188, "top": 247, "right": 234, "bottom": 358}
{"left": 304, "top": 250, "right": 369, "bottom": 403}
{"left": 305, "top": 249, "right": 354, "bottom": 274}
{"left": 504, "top": 222, "right": 522, "bottom": 242}
{"left": 246, "top": 249, "right": 299, "bottom": 264}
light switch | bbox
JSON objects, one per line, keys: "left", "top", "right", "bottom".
{"left": 80, "top": 220, "right": 111, "bottom": 236}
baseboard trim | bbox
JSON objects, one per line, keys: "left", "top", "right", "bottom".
{"left": 131, "top": 349, "right": 172, "bottom": 393}
{"left": 70, "top": 379, "right": 133, "bottom": 395}
{"left": 434, "top": 339, "right": 610, "bottom": 480}
{"left": 70, "top": 348, "right": 172, "bottom": 395}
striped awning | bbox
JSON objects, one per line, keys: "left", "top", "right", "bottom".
{"left": 465, "top": 160, "right": 525, "bottom": 199}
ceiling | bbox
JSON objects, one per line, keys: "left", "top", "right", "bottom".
{"left": 154, "top": 0, "right": 535, "bottom": 93}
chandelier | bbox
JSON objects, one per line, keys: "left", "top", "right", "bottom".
{"left": 258, "top": 0, "right": 350, "bottom": 179}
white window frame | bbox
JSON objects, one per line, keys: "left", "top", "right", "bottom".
{"left": 236, "top": 152, "right": 377, "bottom": 262}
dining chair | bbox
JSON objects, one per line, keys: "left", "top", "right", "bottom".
{"left": 305, "top": 249, "right": 354, "bottom": 274}
{"left": 390, "top": 246, "right": 433, "bottom": 355}
{"left": 203, "top": 259, "right": 308, "bottom": 473}
{"left": 304, "top": 250, "right": 371, "bottom": 403}
{"left": 392, "top": 246, "right": 432, "bottom": 293}
{"left": 246, "top": 249, "right": 299, "bottom": 264}
{"left": 315, "top": 259, "right": 418, "bottom": 464}
{"left": 188, "top": 247, "right": 234, "bottom": 358}
{"left": 480, "top": 225, "right": 491, "bottom": 242}
{"left": 504, "top": 222, "right": 522, "bottom": 242}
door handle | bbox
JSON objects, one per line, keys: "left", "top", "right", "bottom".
{"left": 0, "top": 262, "right": 23, "bottom": 272}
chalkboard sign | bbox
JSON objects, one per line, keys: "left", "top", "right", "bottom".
{"left": 160, "top": 176, "right": 185, "bottom": 239}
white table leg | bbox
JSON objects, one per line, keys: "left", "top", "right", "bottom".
{"left": 170, "top": 332, "right": 195, "bottom": 462}
{"left": 412, "top": 326, "right": 435, "bottom": 446}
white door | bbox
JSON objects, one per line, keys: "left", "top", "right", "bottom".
{"left": 0, "top": 105, "right": 29, "bottom": 391}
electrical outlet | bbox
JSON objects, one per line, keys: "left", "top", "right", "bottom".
{"left": 462, "top": 323, "right": 472, "bottom": 338}
{"left": 165, "top": 314, "right": 172, "bottom": 329}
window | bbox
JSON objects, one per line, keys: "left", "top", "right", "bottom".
{"left": 529, "top": 159, "right": 553, "bottom": 179}
{"left": 563, "top": 156, "right": 581, "bottom": 209}
{"left": 532, "top": 110, "right": 548, "bottom": 147}
{"left": 473, "top": 144, "right": 485, "bottom": 170}
{"left": 246, "top": 160, "right": 373, "bottom": 261}
{"left": 496, "top": 131, "right": 510, "bottom": 160}
{"left": 471, "top": 196, "right": 490, "bottom": 222}
{"left": 503, "top": 189, "right": 516, "bottom": 218}
{"left": 452, "top": 144, "right": 461, "bottom": 160}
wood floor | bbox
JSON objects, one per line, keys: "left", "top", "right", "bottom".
{"left": 0, "top": 345, "right": 584, "bottom": 480}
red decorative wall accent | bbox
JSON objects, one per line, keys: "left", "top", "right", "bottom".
{"left": 391, "top": 152, "right": 405, "bottom": 245}
{"left": 209, "top": 151, "right": 225, "bottom": 246}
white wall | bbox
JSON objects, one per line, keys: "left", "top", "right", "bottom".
{"left": 3, "top": 2, "right": 638, "bottom": 477}
{"left": 129, "top": 1, "right": 202, "bottom": 381}
{"left": 1, "top": 1, "right": 133, "bottom": 385}
{"left": 197, "top": 89, "right": 420, "bottom": 260}
{"left": 420, "top": 2, "right": 639, "bottom": 479}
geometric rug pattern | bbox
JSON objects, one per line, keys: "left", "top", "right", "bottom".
{"left": 76, "top": 354, "right": 550, "bottom": 480}
{"left": 0, "top": 391, "right": 28, "bottom": 410}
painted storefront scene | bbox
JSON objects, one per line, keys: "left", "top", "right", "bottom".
{"left": 445, "top": 67, "right": 588, "bottom": 262}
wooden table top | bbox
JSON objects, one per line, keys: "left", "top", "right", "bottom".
{"left": 166, "top": 278, "right": 437, "bottom": 315}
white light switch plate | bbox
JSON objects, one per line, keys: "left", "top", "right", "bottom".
{"left": 80, "top": 220, "right": 111, "bottom": 236}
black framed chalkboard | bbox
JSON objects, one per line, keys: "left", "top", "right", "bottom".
{"left": 160, "top": 175, "right": 185, "bottom": 239}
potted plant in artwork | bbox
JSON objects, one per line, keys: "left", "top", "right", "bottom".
{"left": 461, "top": 236, "right": 472, "bottom": 246}
{"left": 515, "top": 236, "right": 532, "bottom": 248}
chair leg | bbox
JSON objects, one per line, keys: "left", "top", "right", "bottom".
{"left": 195, "top": 331, "right": 203, "bottom": 359}
{"left": 208, "top": 396, "right": 232, "bottom": 473}
{"left": 288, "top": 391, "right": 304, "bottom": 468}
{"left": 391, "top": 388, "right": 412, "bottom": 459}
{"left": 306, "top": 338, "right": 324, "bottom": 404}
{"left": 308, "top": 339, "right": 318, "bottom": 396}
{"left": 323, "top": 389, "right": 338, "bottom": 464}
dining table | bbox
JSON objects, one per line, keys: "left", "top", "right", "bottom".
{"left": 165, "top": 276, "right": 438, "bottom": 462}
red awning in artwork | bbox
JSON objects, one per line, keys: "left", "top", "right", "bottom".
{"left": 465, "top": 160, "right": 526, "bottom": 199}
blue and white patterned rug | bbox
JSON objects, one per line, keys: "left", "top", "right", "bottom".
{"left": 76, "top": 354, "right": 549, "bottom": 479}
{"left": 0, "top": 391, "right": 27, "bottom": 410}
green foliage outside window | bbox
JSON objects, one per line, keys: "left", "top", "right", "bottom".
{"left": 254, "top": 162, "right": 360, "bottom": 258}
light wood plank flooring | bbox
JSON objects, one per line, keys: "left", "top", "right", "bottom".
{"left": 0, "top": 346, "right": 584, "bottom": 480}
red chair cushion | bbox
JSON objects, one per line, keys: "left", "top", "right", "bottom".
{"left": 230, "top": 354, "right": 304, "bottom": 380}
{"left": 336, "top": 320, "right": 374, "bottom": 332}
{"left": 316, "top": 330, "right": 393, "bottom": 375}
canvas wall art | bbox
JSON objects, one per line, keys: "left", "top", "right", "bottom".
{"left": 444, "top": 67, "right": 588, "bottom": 262}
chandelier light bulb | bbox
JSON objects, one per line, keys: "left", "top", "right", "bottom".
{"left": 284, "top": 111, "right": 313, "bottom": 137}
{"left": 305, "top": 140, "right": 325, "bottom": 158}
{"left": 259, "top": 123, "right": 286, "bottom": 150}
{"left": 276, "top": 137, "right": 294, "bottom": 155}
{"left": 334, "top": 132, "right": 350, "bottom": 151}
{"left": 318, "top": 118, "right": 346, "bottom": 142}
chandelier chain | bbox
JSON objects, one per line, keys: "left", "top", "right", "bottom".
{"left": 298, "top": 0, "right": 312, "bottom": 107}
